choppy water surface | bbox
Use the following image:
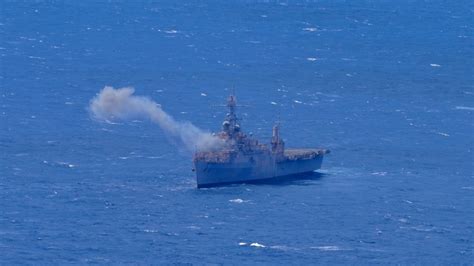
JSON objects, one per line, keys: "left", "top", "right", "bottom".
{"left": 1, "top": 1, "right": 473, "bottom": 264}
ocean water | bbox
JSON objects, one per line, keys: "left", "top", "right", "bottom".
{"left": 1, "top": 1, "right": 473, "bottom": 264}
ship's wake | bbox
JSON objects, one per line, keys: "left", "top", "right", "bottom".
{"left": 89, "top": 86, "right": 224, "bottom": 152}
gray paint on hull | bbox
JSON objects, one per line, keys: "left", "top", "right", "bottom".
{"left": 194, "top": 155, "right": 324, "bottom": 187}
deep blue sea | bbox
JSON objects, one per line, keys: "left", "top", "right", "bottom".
{"left": 1, "top": 1, "right": 473, "bottom": 264}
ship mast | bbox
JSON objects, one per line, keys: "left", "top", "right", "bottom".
{"left": 227, "top": 94, "right": 237, "bottom": 126}
{"left": 222, "top": 93, "right": 241, "bottom": 138}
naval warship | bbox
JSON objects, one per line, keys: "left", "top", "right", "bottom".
{"left": 193, "top": 94, "right": 329, "bottom": 188}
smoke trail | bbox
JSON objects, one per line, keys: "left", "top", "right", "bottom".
{"left": 89, "top": 86, "right": 224, "bottom": 151}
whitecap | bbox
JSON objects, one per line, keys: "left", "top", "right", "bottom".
{"left": 312, "top": 245, "right": 342, "bottom": 251}
{"left": 238, "top": 242, "right": 247, "bottom": 246}
{"left": 430, "top": 63, "right": 441, "bottom": 67}
{"left": 147, "top": 156, "right": 164, "bottom": 159}
{"left": 293, "top": 100, "right": 302, "bottom": 104}
{"left": 270, "top": 101, "right": 277, "bottom": 105}
{"left": 436, "top": 132, "right": 449, "bottom": 137}
{"left": 270, "top": 245, "right": 299, "bottom": 251}
{"left": 200, "top": 93, "right": 207, "bottom": 96}
{"left": 307, "top": 57, "right": 317, "bottom": 61}
{"left": 250, "top": 243, "right": 265, "bottom": 248}
{"left": 104, "top": 119, "right": 121, "bottom": 125}
{"left": 315, "top": 92, "right": 340, "bottom": 98}
{"left": 28, "top": 56, "right": 45, "bottom": 60}
{"left": 229, "top": 198, "right": 249, "bottom": 203}
{"left": 398, "top": 218, "right": 408, "bottom": 223}
{"left": 371, "top": 172, "right": 387, "bottom": 176}
{"left": 43, "top": 161, "right": 75, "bottom": 168}
{"left": 455, "top": 106, "right": 474, "bottom": 111}
{"left": 186, "top": 225, "right": 201, "bottom": 230}
{"left": 56, "top": 162, "right": 75, "bottom": 168}
{"left": 303, "top": 27, "right": 318, "bottom": 32}
{"left": 402, "top": 225, "right": 436, "bottom": 232}
{"left": 143, "top": 229, "right": 159, "bottom": 233}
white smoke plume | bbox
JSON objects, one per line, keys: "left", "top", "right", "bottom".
{"left": 89, "top": 86, "right": 224, "bottom": 152}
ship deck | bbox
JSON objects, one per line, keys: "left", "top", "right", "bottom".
{"left": 193, "top": 148, "right": 329, "bottom": 163}
{"left": 284, "top": 148, "right": 329, "bottom": 160}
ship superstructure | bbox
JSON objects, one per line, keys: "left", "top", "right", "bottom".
{"left": 193, "top": 94, "right": 329, "bottom": 188}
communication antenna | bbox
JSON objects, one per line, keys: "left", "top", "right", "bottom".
{"left": 272, "top": 98, "right": 282, "bottom": 127}
{"left": 212, "top": 87, "right": 249, "bottom": 109}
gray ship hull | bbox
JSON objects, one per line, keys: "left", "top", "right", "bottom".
{"left": 194, "top": 154, "right": 324, "bottom": 188}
